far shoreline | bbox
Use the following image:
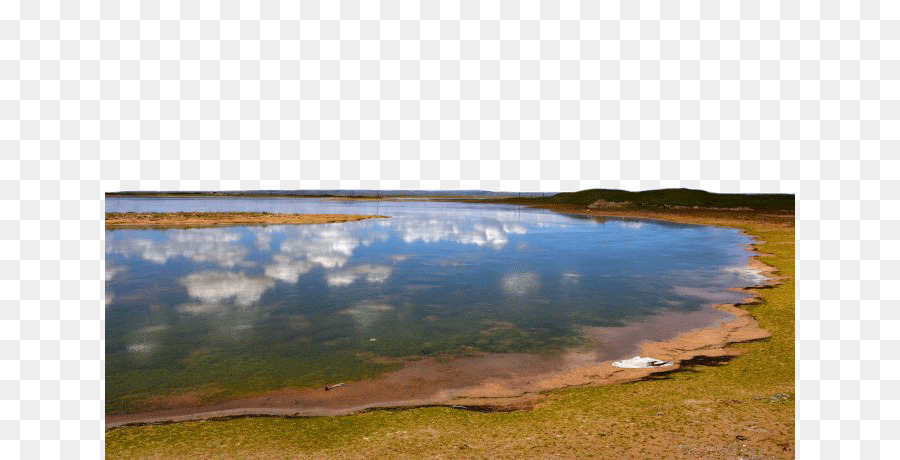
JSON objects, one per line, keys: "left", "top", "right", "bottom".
{"left": 104, "top": 212, "right": 389, "bottom": 229}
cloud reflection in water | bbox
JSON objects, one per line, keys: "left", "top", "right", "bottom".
{"left": 180, "top": 271, "right": 275, "bottom": 307}
{"left": 107, "top": 228, "right": 250, "bottom": 268}
{"left": 105, "top": 198, "right": 762, "bottom": 407}
{"left": 340, "top": 303, "right": 394, "bottom": 328}
{"left": 501, "top": 272, "right": 540, "bottom": 296}
{"left": 264, "top": 255, "right": 314, "bottom": 283}
{"left": 106, "top": 263, "right": 125, "bottom": 280}
{"left": 326, "top": 264, "right": 393, "bottom": 287}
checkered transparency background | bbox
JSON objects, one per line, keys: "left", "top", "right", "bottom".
{"left": 2, "top": 0, "right": 897, "bottom": 457}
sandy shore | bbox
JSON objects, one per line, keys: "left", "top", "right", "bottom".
{"left": 105, "top": 212, "right": 388, "bottom": 229}
{"left": 106, "top": 241, "right": 779, "bottom": 429}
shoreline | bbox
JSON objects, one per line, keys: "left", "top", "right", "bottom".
{"left": 105, "top": 232, "right": 779, "bottom": 430}
{"left": 104, "top": 212, "right": 389, "bottom": 229}
{"left": 106, "top": 203, "right": 795, "bottom": 458}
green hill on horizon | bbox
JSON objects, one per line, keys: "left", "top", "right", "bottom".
{"left": 506, "top": 188, "right": 794, "bottom": 211}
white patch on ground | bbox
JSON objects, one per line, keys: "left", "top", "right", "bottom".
{"left": 612, "top": 356, "right": 673, "bottom": 368}
{"left": 721, "top": 266, "right": 770, "bottom": 285}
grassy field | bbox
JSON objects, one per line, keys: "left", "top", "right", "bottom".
{"left": 105, "top": 212, "right": 387, "bottom": 229}
{"left": 106, "top": 197, "right": 794, "bottom": 459}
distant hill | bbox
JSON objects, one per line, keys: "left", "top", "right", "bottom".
{"left": 504, "top": 188, "right": 794, "bottom": 211}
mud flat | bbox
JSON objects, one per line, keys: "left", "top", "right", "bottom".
{"left": 105, "top": 212, "right": 388, "bottom": 229}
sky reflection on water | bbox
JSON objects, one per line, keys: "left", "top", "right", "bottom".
{"left": 105, "top": 198, "right": 759, "bottom": 411}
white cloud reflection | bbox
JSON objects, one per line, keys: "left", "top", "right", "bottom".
{"left": 501, "top": 272, "right": 540, "bottom": 296}
{"left": 109, "top": 212, "right": 540, "bottom": 293}
{"left": 127, "top": 343, "right": 155, "bottom": 353}
{"left": 110, "top": 210, "right": 553, "bottom": 317}
{"left": 252, "top": 226, "right": 365, "bottom": 285}
{"left": 107, "top": 228, "right": 250, "bottom": 268}
{"left": 326, "top": 264, "right": 393, "bottom": 287}
{"left": 340, "top": 303, "right": 393, "bottom": 327}
{"left": 105, "top": 263, "right": 125, "bottom": 281}
{"left": 276, "top": 227, "right": 359, "bottom": 269}
{"left": 393, "top": 217, "right": 528, "bottom": 249}
{"left": 263, "top": 255, "right": 314, "bottom": 283}
{"left": 179, "top": 271, "right": 275, "bottom": 307}
{"left": 176, "top": 302, "right": 227, "bottom": 314}
{"left": 253, "top": 226, "right": 277, "bottom": 251}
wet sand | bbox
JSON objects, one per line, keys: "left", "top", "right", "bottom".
{"left": 106, "top": 248, "right": 777, "bottom": 429}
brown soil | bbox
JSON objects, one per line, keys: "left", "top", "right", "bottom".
{"left": 105, "top": 212, "right": 388, "bottom": 229}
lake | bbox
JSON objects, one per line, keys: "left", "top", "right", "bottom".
{"left": 105, "top": 197, "right": 762, "bottom": 416}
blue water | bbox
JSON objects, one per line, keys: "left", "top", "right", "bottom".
{"left": 105, "top": 197, "right": 757, "bottom": 412}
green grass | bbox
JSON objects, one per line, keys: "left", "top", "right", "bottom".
{"left": 106, "top": 207, "right": 795, "bottom": 459}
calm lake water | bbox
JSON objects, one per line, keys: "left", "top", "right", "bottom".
{"left": 105, "top": 197, "right": 761, "bottom": 413}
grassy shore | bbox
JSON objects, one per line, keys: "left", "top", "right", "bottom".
{"left": 106, "top": 201, "right": 794, "bottom": 459}
{"left": 105, "top": 212, "right": 388, "bottom": 229}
